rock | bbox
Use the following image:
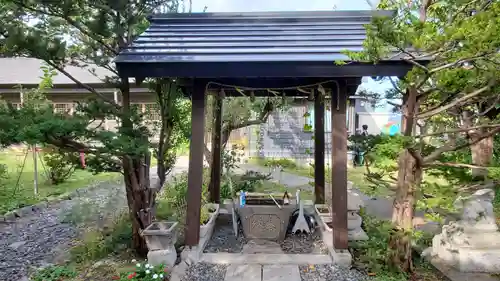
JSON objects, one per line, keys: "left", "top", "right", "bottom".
{"left": 431, "top": 188, "right": 500, "bottom": 273}
{"left": 9, "top": 241, "right": 26, "bottom": 250}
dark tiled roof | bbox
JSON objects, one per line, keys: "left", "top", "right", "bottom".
{"left": 115, "top": 10, "right": 412, "bottom": 78}
{"left": 117, "top": 10, "right": 392, "bottom": 63}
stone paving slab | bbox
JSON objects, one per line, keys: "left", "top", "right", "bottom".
{"left": 201, "top": 253, "right": 332, "bottom": 265}
{"left": 224, "top": 264, "right": 261, "bottom": 281}
{"left": 262, "top": 265, "right": 301, "bottom": 281}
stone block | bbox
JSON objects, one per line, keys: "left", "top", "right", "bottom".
{"left": 225, "top": 265, "right": 261, "bottom": 281}
{"left": 147, "top": 249, "right": 177, "bottom": 268}
{"left": 262, "top": 265, "right": 301, "bottom": 281}
{"left": 331, "top": 249, "right": 352, "bottom": 268}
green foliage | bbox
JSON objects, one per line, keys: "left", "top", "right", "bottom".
{"left": 151, "top": 80, "right": 192, "bottom": 179}
{"left": 156, "top": 170, "right": 210, "bottom": 224}
{"left": 261, "top": 158, "right": 297, "bottom": 170}
{"left": 233, "top": 170, "right": 272, "bottom": 193}
{"left": 351, "top": 210, "right": 436, "bottom": 281}
{"left": 70, "top": 213, "right": 132, "bottom": 263}
{"left": 31, "top": 265, "right": 77, "bottom": 281}
{"left": 222, "top": 144, "right": 245, "bottom": 173}
{"left": 42, "top": 145, "right": 79, "bottom": 185}
{"left": 118, "top": 262, "right": 168, "bottom": 281}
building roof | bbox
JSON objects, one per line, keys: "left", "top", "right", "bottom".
{"left": 115, "top": 10, "right": 413, "bottom": 78}
{"left": 0, "top": 57, "right": 114, "bottom": 86}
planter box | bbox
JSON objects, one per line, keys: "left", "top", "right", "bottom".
{"left": 317, "top": 211, "right": 368, "bottom": 242}
{"left": 142, "top": 221, "right": 178, "bottom": 251}
{"left": 200, "top": 203, "right": 220, "bottom": 239}
{"left": 236, "top": 193, "right": 297, "bottom": 241}
{"left": 315, "top": 204, "right": 331, "bottom": 219}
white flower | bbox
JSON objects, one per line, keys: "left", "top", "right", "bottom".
{"left": 136, "top": 263, "right": 141, "bottom": 267}
{"left": 153, "top": 274, "right": 159, "bottom": 279}
{"left": 131, "top": 259, "right": 137, "bottom": 263}
{"left": 146, "top": 263, "right": 151, "bottom": 268}
{"left": 145, "top": 270, "right": 151, "bottom": 274}
{"left": 159, "top": 274, "right": 164, "bottom": 278}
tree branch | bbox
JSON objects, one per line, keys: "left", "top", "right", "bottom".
{"left": 417, "top": 84, "right": 494, "bottom": 119}
{"left": 417, "top": 124, "right": 500, "bottom": 138}
{"left": 425, "top": 161, "right": 490, "bottom": 169}
{"left": 44, "top": 61, "right": 121, "bottom": 108}
{"left": 12, "top": 1, "right": 118, "bottom": 55}
{"left": 423, "top": 126, "right": 500, "bottom": 163}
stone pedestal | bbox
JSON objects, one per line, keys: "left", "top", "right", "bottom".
{"left": 147, "top": 248, "right": 177, "bottom": 268}
{"left": 431, "top": 189, "right": 500, "bottom": 273}
{"left": 142, "top": 221, "right": 178, "bottom": 268}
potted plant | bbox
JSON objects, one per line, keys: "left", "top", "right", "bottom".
{"left": 199, "top": 203, "right": 220, "bottom": 238}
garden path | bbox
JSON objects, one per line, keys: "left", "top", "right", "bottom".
{"left": 0, "top": 158, "right": 190, "bottom": 281}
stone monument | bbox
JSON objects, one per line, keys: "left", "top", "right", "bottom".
{"left": 430, "top": 188, "right": 500, "bottom": 273}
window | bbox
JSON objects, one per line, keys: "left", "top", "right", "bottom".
{"left": 54, "top": 103, "right": 70, "bottom": 114}
{"left": 144, "top": 103, "right": 160, "bottom": 121}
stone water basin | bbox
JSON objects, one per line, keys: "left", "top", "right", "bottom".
{"left": 236, "top": 192, "right": 297, "bottom": 241}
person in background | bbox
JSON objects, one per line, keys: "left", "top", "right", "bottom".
{"left": 361, "top": 124, "right": 369, "bottom": 136}
{"left": 354, "top": 125, "right": 369, "bottom": 166}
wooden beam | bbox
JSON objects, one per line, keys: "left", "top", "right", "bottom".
{"left": 209, "top": 92, "right": 223, "bottom": 203}
{"left": 184, "top": 83, "right": 206, "bottom": 247}
{"left": 314, "top": 89, "right": 325, "bottom": 204}
{"left": 330, "top": 80, "right": 349, "bottom": 250}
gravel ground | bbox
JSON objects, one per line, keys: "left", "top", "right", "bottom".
{"left": 280, "top": 230, "right": 328, "bottom": 254}
{"left": 0, "top": 179, "right": 126, "bottom": 281}
{"left": 299, "top": 264, "right": 367, "bottom": 281}
{"left": 181, "top": 263, "right": 228, "bottom": 281}
{"left": 203, "top": 214, "right": 248, "bottom": 253}
{"left": 204, "top": 214, "right": 327, "bottom": 254}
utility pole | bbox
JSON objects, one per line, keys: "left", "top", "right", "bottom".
{"left": 33, "top": 144, "right": 38, "bottom": 195}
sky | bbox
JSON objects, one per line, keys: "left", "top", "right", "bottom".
{"left": 188, "top": 0, "right": 380, "bottom": 12}
{"left": 185, "top": 0, "right": 395, "bottom": 108}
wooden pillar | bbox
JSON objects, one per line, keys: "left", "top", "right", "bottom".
{"left": 314, "top": 89, "right": 325, "bottom": 204}
{"left": 209, "top": 91, "right": 223, "bottom": 203}
{"left": 185, "top": 84, "right": 206, "bottom": 247}
{"left": 330, "top": 80, "right": 348, "bottom": 250}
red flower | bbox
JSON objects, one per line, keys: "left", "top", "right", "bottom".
{"left": 112, "top": 276, "right": 120, "bottom": 280}
{"left": 127, "top": 272, "right": 137, "bottom": 279}
{"left": 164, "top": 268, "right": 169, "bottom": 273}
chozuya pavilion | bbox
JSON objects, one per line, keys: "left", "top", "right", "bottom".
{"left": 115, "top": 10, "right": 412, "bottom": 264}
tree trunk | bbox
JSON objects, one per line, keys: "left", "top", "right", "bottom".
{"left": 204, "top": 128, "right": 231, "bottom": 167}
{"left": 470, "top": 134, "right": 493, "bottom": 178}
{"left": 388, "top": 86, "right": 420, "bottom": 273}
{"left": 123, "top": 157, "right": 155, "bottom": 256}
{"left": 389, "top": 150, "right": 422, "bottom": 272}
{"left": 121, "top": 79, "right": 156, "bottom": 256}
{"left": 461, "top": 111, "right": 493, "bottom": 179}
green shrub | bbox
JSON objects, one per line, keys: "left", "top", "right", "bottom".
{"left": 42, "top": 145, "right": 79, "bottom": 185}
{"left": 31, "top": 265, "right": 77, "bottom": 281}
{"left": 263, "top": 158, "right": 297, "bottom": 169}
{"left": 232, "top": 170, "right": 271, "bottom": 193}
{"left": 156, "top": 169, "right": 210, "bottom": 224}
{"left": 70, "top": 213, "right": 132, "bottom": 263}
{"left": 351, "top": 210, "right": 438, "bottom": 281}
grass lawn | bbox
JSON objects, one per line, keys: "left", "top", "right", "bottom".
{"left": 252, "top": 180, "right": 315, "bottom": 201}
{"left": 0, "top": 149, "right": 121, "bottom": 215}
{"left": 247, "top": 157, "right": 385, "bottom": 196}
